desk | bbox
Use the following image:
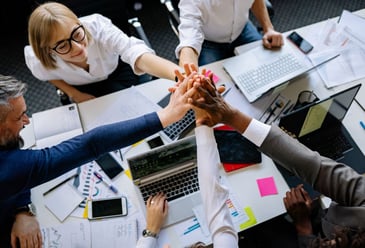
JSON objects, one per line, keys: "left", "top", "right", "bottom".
{"left": 76, "top": 79, "right": 290, "bottom": 246}
{"left": 30, "top": 80, "right": 289, "bottom": 246}
{"left": 29, "top": 9, "right": 365, "bottom": 247}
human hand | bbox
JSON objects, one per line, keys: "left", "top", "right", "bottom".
{"left": 70, "top": 91, "right": 96, "bottom": 103}
{"left": 171, "top": 63, "right": 216, "bottom": 92}
{"left": 158, "top": 73, "right": 198, "bottom": 127}
{"left": 262, "top": 29, "right": 284, "bottom": 48}
{"left": 175, "top": 63, "right": 200, "bottom": 83}
{"left": 283, "top": 184, "right": 313, "bottom": 235}
{"left": 188, "top": 79, "right": 237, "bottom": 127}
{"left": 145, "top": 192, "right": 168, "bottom": 234}
{"left": 11, "top": 213, "right": 42, "bottom": 248}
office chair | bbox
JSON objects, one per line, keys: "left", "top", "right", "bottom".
{"left": 160, "top": 0, "right": 275, "bottom": 37}
{"left": 160, "top": 0, "right": 180, "bottom": 37}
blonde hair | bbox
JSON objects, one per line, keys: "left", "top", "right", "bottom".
{"left": 27, "top": 2, "right": 92, "bottom": 69}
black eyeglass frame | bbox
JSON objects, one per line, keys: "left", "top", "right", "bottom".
{"left": 51, "top": 25, "right": 86, "bottom": 55}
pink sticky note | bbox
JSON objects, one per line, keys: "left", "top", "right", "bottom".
{"left": 205, "top": 70, "right": 220, "bottom": 83}
{"left": 256, "top": 176, "right": 278, "bottom": 197}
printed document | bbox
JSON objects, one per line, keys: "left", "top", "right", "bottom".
{"left": 32, "top": 103, "right": 83, "bottom": 148}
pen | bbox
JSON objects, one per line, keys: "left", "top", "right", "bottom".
{"left": 43, "top": 174, "right": 78, "bottom": 195}
{"left": 360, "top": 121, "right": 365, "bottom": 130}
{"left": 93, "top": 171, "right": 118, "bottom": 194}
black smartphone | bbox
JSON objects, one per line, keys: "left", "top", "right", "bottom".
{"left": 88, "top": 196, "right": 128, "bottom": 219}
{"left": 287, "top": 31, "right": 314, "bottom": 54}
{"left": 147, "top": 136, "right": 164, "bottom": 149}
{"left": 95, "top": 153, "right": 124, "bottom": 180}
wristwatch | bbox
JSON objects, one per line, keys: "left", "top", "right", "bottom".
{"left": 14, "top": 203, "right": 37, "bottom": 216}
{"left": 142, "top": 229, "right": 158, "bottom": 238}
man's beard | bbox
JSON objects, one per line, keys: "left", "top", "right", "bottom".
{"left": 0, "top": 129, "right": 24, "bottom": 150}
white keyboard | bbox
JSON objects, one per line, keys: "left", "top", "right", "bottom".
{"left": 237, "top": 53, "right": 304, "bottom": 93}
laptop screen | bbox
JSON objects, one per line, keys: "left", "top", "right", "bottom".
{"left": 279, "top": 84, "right": 361, "bottom": 138}
{"left": 127, "top": 136, "right": 197, "bottom": 180}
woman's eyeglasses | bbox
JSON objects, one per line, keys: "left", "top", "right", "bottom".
{"left": 51, "top": 25, "right": 86, "bottom": 55}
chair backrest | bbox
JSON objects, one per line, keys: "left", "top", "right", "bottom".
{"left": 161, "top": 0, "right": 180, "bottom": 37}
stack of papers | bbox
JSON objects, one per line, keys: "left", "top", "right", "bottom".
{"left": 308, "top": 10, "right": 365, "bottom": 88}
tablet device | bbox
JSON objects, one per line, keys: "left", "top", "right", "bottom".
{"left": 214, "top": 126, "right": 262, "bottom": 172}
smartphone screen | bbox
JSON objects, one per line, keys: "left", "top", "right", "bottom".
{"left": 95, "top": 153, "right": 124, "bottom": 180}
{"left": 287, "top": 31, "right": 313, "bottom": 54}
{"left": 147, "top": 136, "right": 164, "bottom": 149}
{"left": 88, "top": 197, "right": 127, "bottom": 219}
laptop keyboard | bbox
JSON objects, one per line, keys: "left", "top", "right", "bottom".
{"left": 139, "top": 166, "right": 199, "bottom": 202}
{"left": 301, "top": 129, "right": 353, "bottom": 160}
{"left": 236, "top": 53, "right": 304, "bottom": 93}
{"left": 162, "top": 109, "right": 196, "bottom": 140}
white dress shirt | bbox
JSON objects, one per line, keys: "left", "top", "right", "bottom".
{"left": 24, "top": 14, "right": 154, "bottom": 85}
{"left": 196, "top": 125, "right": 239, "bottom": 247}
{"left": 176, "top": 0, "right": 255, "bottom": 58}
{"left": 136, "top": 236, "right": 157, "bottom": 248}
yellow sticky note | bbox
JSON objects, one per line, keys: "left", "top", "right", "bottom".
{"left": 124, "top": 169, "right": 132, "bottom": 180}
{"left": 239, "top": 207, "right": 257, "bottom": 230}
{"left": 83, "top": 201, "right": 89, "bottom": 219}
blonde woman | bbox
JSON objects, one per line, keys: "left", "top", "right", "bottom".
{"left": 24, "top": 2, "right": 181, "bottom": 103}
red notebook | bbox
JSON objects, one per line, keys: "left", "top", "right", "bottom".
{"left": 214, "top": 125, "right": 262, "bottom": 173}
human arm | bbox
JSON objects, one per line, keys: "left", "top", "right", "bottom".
{"left": 175, "top": 0, "right": 204, "bottom": 67}
{"left": 195, "top": 126, "right": 238, "bottom": 247}
{"left": 134, "top": 53, "right": 181, "bottom": 81}
{"left": 136, "top": 193, "right": 168, "bottom": 248}
{"left": 0, "top": 75, "right": 198, "bottom": 199}
{"left": 178, "top": 47, "right": 199, "bottom": 68}
{"left": 193, "top": 78, "right": 238, "bottom": 246}
{"left": 251, "top": 0, "right": 283, "bottom": 48}
{"left": 190, "top": 82, "right": 365, "bottom": 207}
{"left": 49, "top": 79, "right": 95, "bottom": 103}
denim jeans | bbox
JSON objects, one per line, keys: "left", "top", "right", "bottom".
{"left": 198, "top": 21, "right": 262, "bottom": 66}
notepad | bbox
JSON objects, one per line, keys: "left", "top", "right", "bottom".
{"left": 43, "top": 175, "right": 85, "bottom": 222}
{"left": 32, "top": 103, "right": 83, "bottom": 148}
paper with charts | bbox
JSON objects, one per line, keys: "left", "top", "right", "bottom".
{"left": 41, "top": 218, "right": 138, "bottom": 248}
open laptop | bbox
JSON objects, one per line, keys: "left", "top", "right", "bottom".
{"left": 223, "top": 42, "right": 337, "bottom": 103}
{"left": 278, "top": 84, "right": 364, "bottom": 196}
{"left": 127, "top": 135, "right": 201, "bottom": 227}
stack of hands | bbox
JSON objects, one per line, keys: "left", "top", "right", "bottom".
{"left": 144, "top": 63, "right": 230, "bottom": 239}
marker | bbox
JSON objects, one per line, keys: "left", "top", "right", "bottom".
{"left": 183, "top": 222, "right": 200, "bottom": 235}
{"left": 93, "top": 171, "right": 118, "bottom": 194}
{"left": 360, "top": 121, "right": 365, "bottom": 130}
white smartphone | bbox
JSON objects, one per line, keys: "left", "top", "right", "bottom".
{"left": 87, "top": 196, "right": 128, "bottom": 219}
